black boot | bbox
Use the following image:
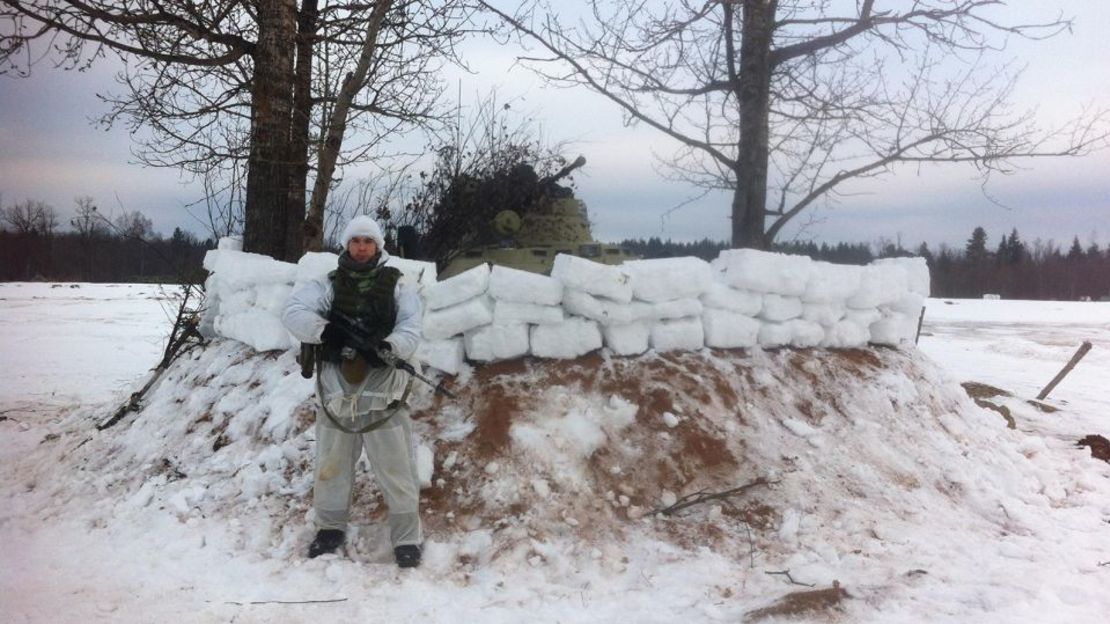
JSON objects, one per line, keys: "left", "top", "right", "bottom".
{"left": 307, "top": 529, "right": 345, "bottom": 558}
{"left": 394, "top": 544, "right": 422, "bottom": 568}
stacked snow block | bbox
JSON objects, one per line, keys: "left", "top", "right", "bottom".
{"left": 201, "top": 240, "right": 929, "bottom": 372}
{"left": 621, "top": 257, "right": 714, "bottom": 354}
{"left": 419, "top": 264, "right": 493, "bottom": 371}
{"left": 202, "top": 241, "right": 439, "bottom": 354}
{"left": 552, "top": 254, "right": 634, "bottom": 356}
{"left": 417, "top": 264, "right": 574, "bottom": 368}
{"left": 710, "top": 249, "right": 928, "bottom": 349}
{"left": 202, "top": 246, "right": 299, "bottom": 352}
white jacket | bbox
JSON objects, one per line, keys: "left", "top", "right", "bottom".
{"left": 283, "top": 250, "right": 423, "bottom": 415}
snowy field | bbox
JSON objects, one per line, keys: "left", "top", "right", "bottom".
{"left": 1, "top": 282, "right": 1108, "bottom": 623}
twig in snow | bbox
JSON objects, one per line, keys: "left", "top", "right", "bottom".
{"left": 223, "top": 598, "right": 348, "bottom": 606}
{"left": 1098, "top": 561, "right": 1109, "bottom": 567}
{"left": 651, "top": 477, "right": 775, "bottom": 516}
{"left": 765, "top": 569, "right": 816, "bottom": 588}
{"left": 743, "top": 521, "right": 757, "bottom": 569}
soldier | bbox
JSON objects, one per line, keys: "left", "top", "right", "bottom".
{"left": 282, "top": 215, "right": 424, "bottom": 568}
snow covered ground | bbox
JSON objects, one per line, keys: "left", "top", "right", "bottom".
{"left": 1, "top": 282, "right": 1108, "bottom": 623}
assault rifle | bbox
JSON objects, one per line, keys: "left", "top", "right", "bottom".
{"left": 326, "top": 309, "right": 456, "bottom": 399}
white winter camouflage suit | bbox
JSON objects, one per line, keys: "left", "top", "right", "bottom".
{"left": 282, "top": 248, "right": 424, "bottom": 548}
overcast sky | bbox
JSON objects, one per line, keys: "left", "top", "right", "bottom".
{"left": 1, "top": 1, "right": 1107, "bottom": 251}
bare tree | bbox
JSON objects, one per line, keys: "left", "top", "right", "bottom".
{"left": 482, "top": 0, "right": 1109, "bottom": 248}
{"left": 1, "top": 198, "right": 58, "bottom": 235}
{"left": 71, "top": 196, "right": 106, "bottom": 280}
{"left": 115, "top": 210, "right": 155, "bottom": 240}
{"left": 2, "top": 1, "right": 473, "bottom": 261}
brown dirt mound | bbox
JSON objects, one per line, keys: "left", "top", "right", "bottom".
{"left": 411, "top": 348, "right": 892, "bottom": 547}
{"left": 746, "top": 582, "right": 850, "bottom": 621}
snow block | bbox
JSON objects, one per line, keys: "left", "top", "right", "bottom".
{"left": 563, "top": 289, "right": 651, "bottom": 326}
{"left": 488, "top": 265, "right": 563, "bottom": 306}
{"left": 848, "top": 264, "right": 908, "bottom": 309}
{"left": 803, "top": 261, "right": 863, "bottom": 303}
{"left": 219, "top": 287, "right": 257, "bottom": 316}
{"left": 203, "top": 249, "right": 297, "bottom": 289}
{"left": 601, "top": 322, "right": 650, "bottom": 356}
{"left": 493, "top": 300, "right": 564, "bottom": 326}
{"left": 870, "top": 312, "right": 916, "bottom": 347}
{"left": 651, "top": 317, "right": 705, "bottom": 352}
{"left": 624, "top": 256, "right": 713, "bottom": 302}
{"left": 789, "top": 319, "right": 825, "bottom": 348}
{"left": 650, "top": 298, "right": 704, "bottom": 321}
{"left": 874, "top": 256, "right": 930, "bottom": 297}
{"left": 422, "top": 296, "right": 493, "bottom": 341}
{"left": 887, "top": 292, "right": 925, "bottom": 317}
{"left": 713, "top": 248, "right": 812, "bottom": 296}
{"left": 415, "top": 338, "right": 465, "bottom": 375}
{"left": 802, "top": 302, "right": 846, "bottom": 327}
{"left": 294, "top": 251, "right": 339, "bottom": 285}
{"left": 255, "top": 283, "right": 293, "bottom": 317}
{"left": 386, "top": 256, "right": 438, "bottom": 288}
{"left": 700, "top": 282, "right": 762, "bottom": 316}
{"left": 551, "top": 254, "right": 633, "bottom": 303}
{"left": 821, "top": 319, "right": 871, "bottom": 348}
{"left": 530, "top": 318, "right": 603, "bottom": 359}
{"left": 760, "top": 294, "right": 804, "bottom": 322}
{"left": 422, "top": 264, "right": 490, "bottom": 311}
{"left": 464, "top": 323, "right": 530, "bottom": 362}
{"left": 845, "top": 308, "right": 882, "bottom": 327}
{"left": 758, "top": 322, "right": 793, "bottom": 348}
{"left": 215, "top": 311, "right": 296, "bottom": 352}
{"left": 702, "top": 309, "right": 760, "bottom": 349}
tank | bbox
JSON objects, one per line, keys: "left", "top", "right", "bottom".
{"left": 438, "top": 158, "right": 637, "bottom": 279}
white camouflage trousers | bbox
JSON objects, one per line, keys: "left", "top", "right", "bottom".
{"left": 313, "top": 406, "right": 423, "bottom": 547}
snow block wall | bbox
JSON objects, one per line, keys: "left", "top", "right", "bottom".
{"left": 201, "top": 242, "right": 929, "bottom": 374}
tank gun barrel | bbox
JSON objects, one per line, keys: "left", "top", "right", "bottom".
{"left": 538, "top": 155, "right": 586, "bottom": 188}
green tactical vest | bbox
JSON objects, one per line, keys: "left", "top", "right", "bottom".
{"left": 322, "top": 263, "right": 401, "bottom": 363}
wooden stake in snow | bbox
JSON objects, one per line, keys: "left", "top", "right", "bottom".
{"left": 1036, "top": 341, "right": 1093, "bottom": 400}
{"left": 914, "top": 306, "right": 926, "bottom": 345}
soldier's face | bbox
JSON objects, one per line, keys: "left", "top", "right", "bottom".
{"left": 348, "top": 236, "right": 378, "bottom": 263}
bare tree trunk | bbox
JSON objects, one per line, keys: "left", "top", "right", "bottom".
{"left": 288, "top": 0, "right": 319, "bottom": 257}
{"left": 303, "top": 0, "right": 393, "bottom": 253}
{"left": 244, "top": 0, "right": 298, "bottom": 261}
{"left": 732, "top": 0, "right": 775, "bottom": 249}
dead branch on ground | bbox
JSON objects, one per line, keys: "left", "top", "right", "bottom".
{"left": 651, "top": 477, "right": 775, "bottom": 516}
{"left": 765, "top": 569, "right": 816, "bottom": 588}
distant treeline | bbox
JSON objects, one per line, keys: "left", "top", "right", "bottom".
{"left": 1, "top": 228, "right": 211, "bottom": 283}
{"left": 620, "top": 227, "right": 1110, "bottom": 301}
